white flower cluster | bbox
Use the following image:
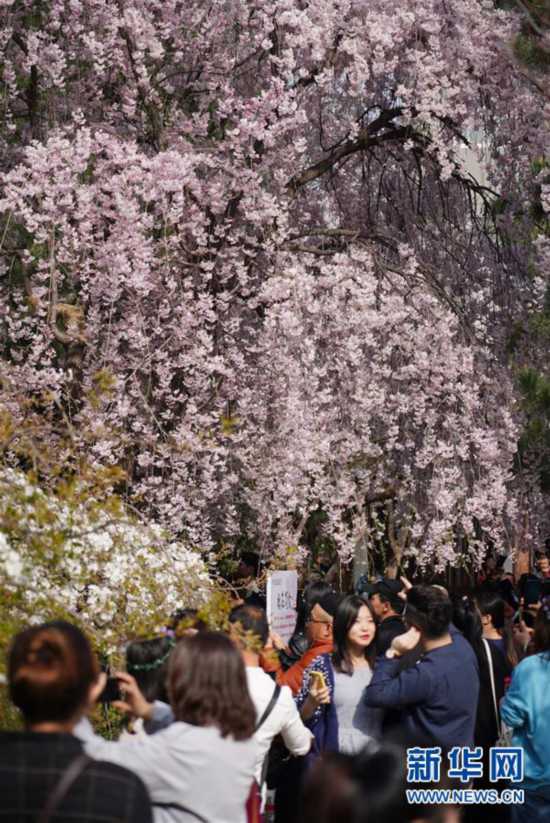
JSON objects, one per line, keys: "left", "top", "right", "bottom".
{"left": 0, "top": 470, "right": 212, "bottom": 651}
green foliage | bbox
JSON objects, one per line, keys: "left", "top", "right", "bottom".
{"left": 0, "top": 685, "right": 23, "bottom": 731}
{"left": 517, "top": 365, "right": 550, "bottom": 489}
{"left": 508, "top": 0, "right": 550, "bottom": 497}
{"left": 515, "top": 32, "right": 550, "bottom": 69}
{"left": 0, "top": 391, "right": 216, "bottom": 717}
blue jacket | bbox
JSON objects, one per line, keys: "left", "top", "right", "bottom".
{"left": 296, "top": 653, "right": 339, "bottom": 764}
{"left": 500, "top": 653, "right": 550, "bottom": 791}
{"left": 364, "top": 631, "right": 479, "bottom": 749}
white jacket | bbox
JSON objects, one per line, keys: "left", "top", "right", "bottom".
{"left": 77, "top": 719, "right": 257, "bottom": 823}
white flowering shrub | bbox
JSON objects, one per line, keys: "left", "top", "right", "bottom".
{"left": 0, "top": 468, "right": 213, "bottom": 666}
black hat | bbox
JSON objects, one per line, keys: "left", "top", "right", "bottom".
{"left": 361, "top": 578, "right": 404, "bottom": 611}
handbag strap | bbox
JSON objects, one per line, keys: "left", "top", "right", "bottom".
{"left": 482, "top": 637, "right": 500, "bottom": 735}
{"left": 255, "top": 684, "right": 281, "bottom": 731}
{"left": 38, "top": 753, "right": 91, "bottom": 823}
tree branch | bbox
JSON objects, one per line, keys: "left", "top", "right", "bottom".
{"left": 288, "top": 108, "right": 410, "bottom": 191}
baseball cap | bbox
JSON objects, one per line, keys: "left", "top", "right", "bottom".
{"left": 360, "top": 577, "right": 404, "bottom": 611}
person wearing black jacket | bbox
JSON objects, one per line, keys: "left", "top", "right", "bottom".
{"left": 1, "top": 621, "right": 152, "bottom": 823}
{"left": 452, "top": 595, "right": 512, "bottom": 823}
{"left": 362, "top": 578, "right": 406, "bottom": 656}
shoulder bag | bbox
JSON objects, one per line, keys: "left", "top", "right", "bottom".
{"left": 482, "top": 637, "right": 513, "bottom": 747}
{"left": 256, "top": 683, "right": 282, "bottom": 732}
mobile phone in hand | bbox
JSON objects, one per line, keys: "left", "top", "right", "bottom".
{"left": 310, "top": 671, "right": 327, "bottom": 691}
{"left": 99, "top": 676, "right": 121, "bottom": 704}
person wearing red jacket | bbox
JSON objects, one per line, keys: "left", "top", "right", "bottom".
{"left": 261, "top": 592, "right": 339, "bottom": 695}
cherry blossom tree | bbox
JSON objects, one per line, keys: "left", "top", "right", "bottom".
{"left": 0, "top": 0, "right": 546, "bottom": 575}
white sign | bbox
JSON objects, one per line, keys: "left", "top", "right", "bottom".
{"left": 266, "top": 570, "right": 298, "bottom": 643}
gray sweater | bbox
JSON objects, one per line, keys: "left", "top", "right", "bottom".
{"left": 333, "top": 666, "right": 383, "bottom": 753}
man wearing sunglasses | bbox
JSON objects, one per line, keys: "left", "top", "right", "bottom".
{"left": 261, "top": 592, "right": 339, "bottom": 695}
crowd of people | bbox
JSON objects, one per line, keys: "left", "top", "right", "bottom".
{"left": 1, "top": 550, "right": 550, "bottom": 823}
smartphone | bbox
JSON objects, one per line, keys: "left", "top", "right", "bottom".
{"left": 310, "top": 671, "right": 327, "bottom": 691}
{"left": 99, "top": 676, "right": 121, "bottom": 704}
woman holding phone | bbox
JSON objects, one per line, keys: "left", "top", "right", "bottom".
{"left": 297, "top": 595, "right": 382, "bottom": 756}
{"left": 78, "top": 631, "right": 258, "bottom": 823}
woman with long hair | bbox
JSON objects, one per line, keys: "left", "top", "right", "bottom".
{"left": 476, "top": 590, "right": 518, "bottom": 669}
{"left": 1, "top": 621, "right": 152, "bottom": 823}
{"left": 501, "top": 596, "right": 550, "bottom": 822}
{"left": 79, "top": 631, "right": 258, "bottom": 823}
{"left": 297, "top": 595, "right": 381, "bottom": 756}
{"left": 451, "top": 595, "right": 513, "bottom": 746}
{"left": 451, "top": 594, "right": 515, "bottom": 823}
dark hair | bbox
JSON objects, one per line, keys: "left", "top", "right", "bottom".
{"left": 352, "top": 743, "right": 410, "bottom": 823}
{"left": 377, "top": 593, "right": 402, "bottom": 613}
{"left": 304, "top": 581, "right": 334, "bottom": 613}
{"left": 168, "top": 631, "right": 256, "bottom": 740}
{"left": 534, "top": 597, "right": 550, "bottom": 657}
{"left": 301, "top": 753, "right": 359, "bottom": 823}
{"left": 372, "top": 583, "right": 403, "bottom": 614}
{"left": 450, "top": 594, "right": 503, "bottom": 695}
{"left": 405, "top": 586, "right": 452, "bottom": 639}
{"left": 333, "top": 595, "right": 376, "bottom": 674}
{"left": 126, "top": 636, "right": 174, "bottom": 702}
{"left": 317, "top": 591, "right": 341, "bottom": 619}
{"left": 354, "top": 741, "right": 456, "bottom": 823}
{"left": 239, "top": 551, "right": 260, "bottom": 576}
{"left": 228, "top": 604, "right": 269, "bottom": 648}
{"left": 476, "top": 590, "right": 518, "bottom": 668}
{"left": 302, "top": 742, "right": 454, "bottom": 823}
{"left": 8, "top": 621, "right": 99, "bottom": 725}
{"left": 169, "top": 608, "right": 207, "bottom": 634}
{"left": 296, "top": 581, "right": 334, "bottom": 633}
{"left": 476, "top": 590, "right": 505, "bottom": 630}
{"left": 452, "top": 595, "right": 484, "bottom": 663}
